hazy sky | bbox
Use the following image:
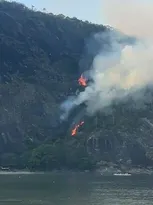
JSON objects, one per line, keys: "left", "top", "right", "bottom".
{"left": 16, "top": 0, "right": 151, "bottom": 26}
{"left": 17, "top": 0, "right": 103, "bottom": 24}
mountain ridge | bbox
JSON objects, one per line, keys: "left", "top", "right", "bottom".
{"left": 0, "top": 1, "right": 153, "bottom": 172}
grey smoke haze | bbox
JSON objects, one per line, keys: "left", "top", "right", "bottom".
{"left": 60, "top": 96, "right": 77, "bottom": 121}
{"left": 102, "top": 0, "right": 153, "bottom": 39}
{"left": 73, "top": 0, "right": 153, "bottom": 115}
{"left": 60, "top": 0, "right": 153, "bottom": 119}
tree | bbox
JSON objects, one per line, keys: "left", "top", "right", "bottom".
{"left": 1, "top": 153, "right": 19, "bottom": 169}
{"left": 29, "top": 144, "right": 58, "bottom": 171}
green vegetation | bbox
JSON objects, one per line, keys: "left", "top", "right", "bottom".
{"left": 0, "top": 1, "right": 103, "bottom": 171}
{"left": 0, "top": 1, "right": 153, "bottom": 172}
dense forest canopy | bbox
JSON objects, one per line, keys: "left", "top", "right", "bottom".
{"left": 0, "top": 1, "right": 153, "bottom": 172}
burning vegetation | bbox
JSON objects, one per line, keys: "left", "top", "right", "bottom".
{"left": 71, "top": 74, "right": 87, "bottom": 136}
{"left": 71, "top": 121, "right": 84, "bottom": 136}
{"left": 78, "top": 74, "right": 87, "bottom": 87}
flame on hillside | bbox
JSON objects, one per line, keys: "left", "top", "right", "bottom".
{"left": 71, "top": 121, "right": 84, "bottom": 136}
{"left": 78, "top": 75, "right": 87, "bottom": 87}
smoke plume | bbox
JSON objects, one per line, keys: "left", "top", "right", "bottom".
{"left": 74, "top": 0, "right": 153, "bottom": 115}
{"left": 102, "top": 0, "right": 153, "bottom": 39}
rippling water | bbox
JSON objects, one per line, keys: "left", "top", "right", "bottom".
{"left": 0, "top": 172, "right": 153, "bottom": 205}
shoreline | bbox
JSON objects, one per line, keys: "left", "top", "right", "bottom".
{"left": 96, "top": 165, "right": 153, "bottom": 176}
{"left": 0, "top": 166, "right": 152, "bottom": 176}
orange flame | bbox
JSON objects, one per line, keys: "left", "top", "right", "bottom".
{"left": 71, "top": 121, "right": 84, "bottom": 136}
{"left": 78, "top": 75, "right": 87, "bottom": 87}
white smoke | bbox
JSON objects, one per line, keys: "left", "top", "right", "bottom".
{"left": 73, "top": 0, "right": 153, "bottom": 115}
{"left": 60, "top": 96, "right": 77, "bottom": 121}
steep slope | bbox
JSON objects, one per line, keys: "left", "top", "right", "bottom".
{"left": 0, "top": 1, "right": 153, "bottom": 172}
{"left": 0, "top": 1, "right": 107, "bottom": 170}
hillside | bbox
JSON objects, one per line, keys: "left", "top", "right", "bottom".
{"left": 0, "top": 1, "right": 153, "bottom": 172}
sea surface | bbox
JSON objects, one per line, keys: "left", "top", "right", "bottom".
{"left": 0, "top": 172, "right": 153, "bottom": 205}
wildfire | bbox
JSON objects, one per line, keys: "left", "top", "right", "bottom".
{"left": 70, "top": 73, "right": 87, "bottom": 136}
{"left": 71, "top": 121, "right": 84, "bottom": 136}
{"left": 78, "top": 75, "right": 87, "bottom": 87}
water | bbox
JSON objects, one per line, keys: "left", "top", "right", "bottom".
{"left": 0, "top": 172, "right": 153, "bottom": 205}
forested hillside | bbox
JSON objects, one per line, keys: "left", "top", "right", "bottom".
{"left": 0, "top": 1, "right": 153, "bottom": 172}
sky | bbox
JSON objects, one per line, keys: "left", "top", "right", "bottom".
{"left": 14, "top": 0, "right": 151, "bottom": 26}
{"left": 15, "top": 0, "right": 103, "bottom": 25}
